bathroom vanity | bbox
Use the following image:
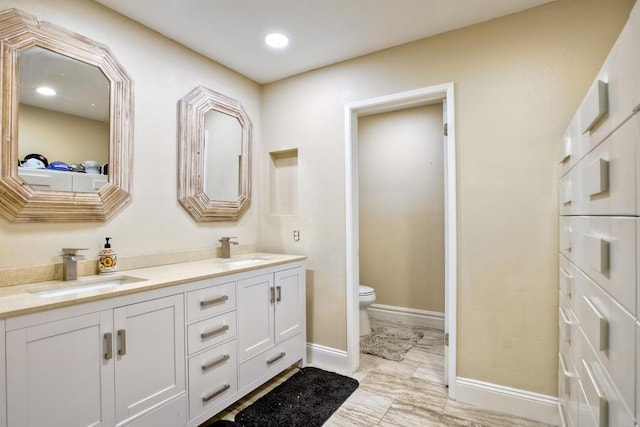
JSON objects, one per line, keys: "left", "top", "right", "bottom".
{"left": 0, "top": 254, "right": 306, "bottom": 427}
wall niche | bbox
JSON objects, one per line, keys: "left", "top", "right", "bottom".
{"left": 269, "top": 149, "right": 298, "bottom": 216}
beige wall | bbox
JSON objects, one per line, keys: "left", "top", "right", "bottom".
{"left": 19, "top": 104, "right": 109, "bottom": 165}
{"left": 358, "top": 105, "right": 445, "bottom": 313}
{"left": 260, "top": 0, "right": 635, "bottom": 395}
{"left": 1, "top": 0, "right": 635, "bottom": 400}
{"left": 0, "top": 0, "right": 261, "bottom": 268}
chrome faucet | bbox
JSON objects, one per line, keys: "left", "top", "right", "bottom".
{"left": 59, "top": 248, "right": 88, "bottom": 281}
{"left": 218, "top": 237, "right": 239, "bottom": 259}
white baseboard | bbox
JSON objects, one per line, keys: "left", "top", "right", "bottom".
{"left": 306, "top": 342, "right": 350, "bottom": 374}
{"left": 368, "top": 303, "right": 445, "bottom": 330}
{"left": 456, "top": 377, "right": 559, "bottom": 426}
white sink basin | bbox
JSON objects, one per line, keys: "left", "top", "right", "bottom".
{"left": 30, "top": 275, "right": 145, "bottom": 298}
{"left": 221, "top": 256, "right": 272, "bottom": 267}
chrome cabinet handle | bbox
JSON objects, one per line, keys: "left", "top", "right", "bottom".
{"left": 202, "top": 384, "right": 230, "bottom": 403}
{"left": 266, "top": 351, "right": 286, "bottom": 366}
{"left": 200, "top": 295, "right": 229, "bottom": 308}
{"left": 202, "top": 354, "right": 230, "bottom": 372}
{"left": 276, "top": 286, "right": 282, "bottom": 302}
{"left": 270, "top": 287, "right": 275, "bottom": 303}
{"left": 201, "top": 324, "right": 229, "bottom": 340}
{"left": 117, "top": 329, "right": 126, "bottom": 356}
{"left": 104, "top": 332, "right": 113, "bottom": 360}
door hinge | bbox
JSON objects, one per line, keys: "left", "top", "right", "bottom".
{"left": 444, "top": 332, "right": 449, "bottom": 346}
{"left": 443, "top": 123, "right": 448, "bottom": 136}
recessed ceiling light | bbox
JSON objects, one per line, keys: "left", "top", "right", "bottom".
{"left": 36, "top": 86, "right": 56, "bottom": 96}
{"left": 265, "top": 33, "right": 289, "bottom": 49}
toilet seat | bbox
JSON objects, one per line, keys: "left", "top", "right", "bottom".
{"left": 359, "top": 285, "right": 375, "bottom": 296}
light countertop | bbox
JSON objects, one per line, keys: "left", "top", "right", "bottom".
{"left": 0, "top": 253, "right": 306, "bottom": 319}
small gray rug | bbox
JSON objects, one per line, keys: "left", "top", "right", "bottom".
{"left": 360, "top": 326, "right": 424, "bottom": 361}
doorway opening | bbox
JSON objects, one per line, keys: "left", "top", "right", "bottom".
{"left": 344, "top": 83, "right": 457, "bottom": 397}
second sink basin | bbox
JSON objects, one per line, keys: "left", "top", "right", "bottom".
{"left": 227, "top": 258, "right": 268, "bottom": 267}
{"left": 30, "top": 275, "right": 145, "bottom": 298}
{"left": 218, "top": 256, "right": 273, "bottom": 267}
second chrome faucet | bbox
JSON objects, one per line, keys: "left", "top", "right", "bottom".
{"left": 218, "top": 237, "right": 239, "bottom": 258}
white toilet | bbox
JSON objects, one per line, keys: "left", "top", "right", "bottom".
{"left": 359, "top": 285, "right": 377, "bottom": 336}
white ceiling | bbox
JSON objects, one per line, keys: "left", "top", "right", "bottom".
{"left": 95, "top": 0, "right": 556, "bottom": 84}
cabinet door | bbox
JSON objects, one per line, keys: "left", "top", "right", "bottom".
{"left": 6, "top": 311, "right": 114, "bottom": 427}
{"left": 237, "top": 274, "right": 274, "bottom": 361}
{"left": 113, "top": 294, "right": 185, "bottom": 425}
{"left": 274, "top": 267, "right": 305, "bottom": 343}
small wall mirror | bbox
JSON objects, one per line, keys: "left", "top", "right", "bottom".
{"left": 178, "top": 86, "right": 252, "bottom": 222}
{"left": 0, "top": 9, "right": 133, "bottom": 222}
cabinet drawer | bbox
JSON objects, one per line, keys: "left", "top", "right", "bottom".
{"left": 559, "top": 115, "right": 579, "bottom": 178}
{"left": 187, "top": 281, "right": 236, "bottom": 322}
{"left": 559, "top": 217, "right": 575, "bottom": 262}
{"left": 559, "top": 254, "right": 575, "bottom": 308}
{"left": 584, "top": 5, "right": 640, "bottom": 150}
{"left": 188, "top": 370, "right": 237, "bottom": 420}
{"left": 559, "top": 293, "right": 580, "bottom": 368}
{"left": 558, "top": 353, "right": 578, "bottom": 427}
{"left": 187, "top": 311, "right": 236, "bottom": 355}
{"left": 574, "top": 269, "right": 635, "bottom": 411}
{"left": 559, "top": 174, "right": 574, "bottom": 215}
{"left": 572, "top": 118, "right": 636, "bottom": 216}
{"left": 239, "top": 333, "right": 303, "bottom": 390}
{"left": 188, "top": 340, "right": 236, "bottom": 389}
{"left": 579, "top": 328, "right": 635, "bottom": 427}
{"left": 572, "top": 216, "right": 636, "bottom": 315}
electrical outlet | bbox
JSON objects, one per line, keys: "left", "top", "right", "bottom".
{"left": 293, "top": 230, "right": 300, "bottom": 241}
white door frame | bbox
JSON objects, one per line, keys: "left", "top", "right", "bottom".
{"left": 344, "top": 82, "right": 457, "bottom": 397}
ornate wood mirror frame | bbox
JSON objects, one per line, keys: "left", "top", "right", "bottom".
{"left": 178, "top": 86, "right": 252, "bottom": 222}
{"left": 0, "top": 9, "right": 133, "bottom": 222}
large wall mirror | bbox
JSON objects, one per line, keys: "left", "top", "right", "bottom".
{"left": 178, "top": 87, "right": 252, "bottom": 222}
{"left": 0, "top": 8, "right": 133, "bottom": 222}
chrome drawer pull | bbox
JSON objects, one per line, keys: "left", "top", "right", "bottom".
{"left": 201, "top": 324, "right": 229, "bottom": 340}
{"left": 581, "top": 360, "right": 608, "bottom": 426}
{"left": 202, "top": 384, "right": 230, "bottom": 403}
{"left": 266, "top": 351, "right": 286, "bottom": 366}
{"left": 270, "top": 287, "right": 275, "bottom": 304}
{"left": 104, "top": 332, "right": 113, "bottom": 360}
{"left": 202, "top": 354, "right": 230, "bottom": 372}
{"left": 117, "top": 329, "right": 126, "bottom": 356}
{"left": 558, "top": 353, "right": 576, "bottom": 396}
{"left": 276, "top": 286, "right": 282, "bottom": 302}
{"left": 583, "top": 296, "right": 609, "bottom": 351}
{"left": 559, "top": 308, "right": 578, "bottom": 326}
{"left": 200, "top": 295, "right": 229, "bottom": 308}
{"left": 559, "top": 353, "right": 577, "bottom": 378}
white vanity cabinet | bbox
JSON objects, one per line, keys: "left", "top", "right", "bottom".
{"left": 237, "top": 266, "right": 306, "bottom": 391}
{"left": 557, "top": 3, "right": 640, "bottom": 425}
{"left": 0, "top": 255, "right": 306, "bottom": 427}
{"left": 5, "top": 294, "right": 186, "bottom": 427}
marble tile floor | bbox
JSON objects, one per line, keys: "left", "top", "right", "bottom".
{"left": 204, "top": 321, "right": 552, "bottom": 426}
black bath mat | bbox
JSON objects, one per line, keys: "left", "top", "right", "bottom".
{"left": 234, "top": 367, "right": 359, "bottom": 427}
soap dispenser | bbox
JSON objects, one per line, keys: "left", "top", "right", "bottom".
{"left": 98, "top": 237, "right": 117, "bottom": 274}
